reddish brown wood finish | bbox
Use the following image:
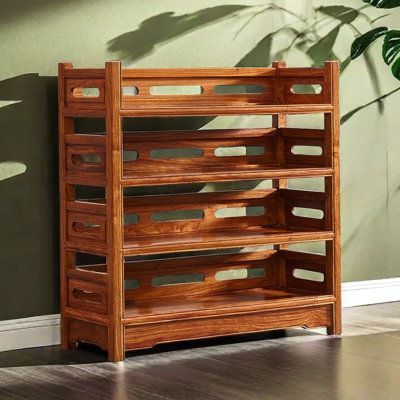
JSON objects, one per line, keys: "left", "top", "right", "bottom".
{"left": 58, "top": 61, "right": 341, "bottom": 361}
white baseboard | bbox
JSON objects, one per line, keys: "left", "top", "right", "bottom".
{"left": 342, "top": 277, "right": 400, "bottom": 308}
{"left": 0, "top": 314, "right": 60, "bottom": 352}
{"left": 0, "top": 278, "right": 399, "bottom": 352}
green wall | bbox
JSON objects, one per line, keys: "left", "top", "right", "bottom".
{"left": 1, "top": 0, "right": 399, "bottom": 320}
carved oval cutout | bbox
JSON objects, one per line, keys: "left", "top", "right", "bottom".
{"left": 214, "top": 84, "right": 264, "bottom": 94}
{"left": 150, "top": 148, "right": 203, "bottom": 159}
{"left": 73, "top": 222, "right": 101, "bottom": 232}
{"left": 215, "top": 267, "right": 266, "bottom": 281}
{"left": 122, "top": 86, "right": 139, "bottom": 96}
{"left": 150, "top": 85, "right": 203, "bottom": 95}
{"left": 215, "top": 206, "right": 265, "bottom": 218}
{"left": 292, "top": 207, "right": 324, "bottom": 219}
{"left": 152, "top": 273, "right": 205, "bottom": 287}
{"left": 125, "top": 279, "right": 140, "bottom": 289}
{"left": 72, "top": 289, "right": 102, "bottom": 303}
{"left": 124, "top": 213, "right": 139, "bottom": 225}
{"left": 291, "top": 145, "right": 323, "bottom": 156}
{"left": 215, "top": 146, "right": 265, "bottom": 157}
{"left": 73, "top": 154, "right": 102, "bottom": 164}
{"left": 293, "top": 269, "right": 324, "bottom": 282}
{"left": 151, "top": 210, "right": 204, "bottom": 222}
{"left": 72, "top": 87, "right": 100, "bottom": 98}
{"left": 290, "top": 84, "right": 322, "bottom": 94}
{"left": 123, "top": 150, "right": 138, "bottom": 161}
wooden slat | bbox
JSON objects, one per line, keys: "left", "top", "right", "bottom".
{"left": 120, "top": 104, "right": 333, "bottom": 117}
{"left": 279, "top": 128, "right": 325, "bottom": 139}
{"left": 65, "top": 133, "right": 106, "bottom": 146}
{"left": 122, "top": 229, "right": 335, "bottom": 256}
{"left": 122, "top": 67, "right": 276, "bottom": 78}
{"left": 121, "top": 166, "right": 334, "bottom": 186}
{"left": 124, "top": 295, "right": 334, "bottom": 326}
{"left": 64, "top": 68, "right": 106, "bottom": 79}
{"left": 63, "top": 108, "right": 106, "bottom": 117}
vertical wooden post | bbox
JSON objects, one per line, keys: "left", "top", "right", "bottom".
{"left": 105, "top": 61, "right": 125, "bottom": 361}
{"left": 272, "top": 60, "right": 288, "bottom": 287}
{"left": 58, "top": 63, "right": 75, "bottom": 350}
{"left": 324, "top": 61, "right": 342, "bottom": 335}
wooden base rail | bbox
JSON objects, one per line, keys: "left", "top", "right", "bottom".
{"left": 59, "top": 61, "right": 341, "bottom": 361}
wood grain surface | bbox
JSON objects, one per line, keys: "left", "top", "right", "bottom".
{"left": 58, "top": 61, "right": 341, "bottom": 361}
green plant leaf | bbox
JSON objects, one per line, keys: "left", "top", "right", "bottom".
{"left": 392, "top": 57, "right": 400, "bottom": 79}
{"left": 340, "top": 55, "right": 352, "bottom": 73}
{"left": 317, "top": 6, "right": 359, "bottom": 23}
{"left": 382, "top": 30, "right": 400, "bottom": 64}
{"left": 351, "top": 27, "right": 388, "bottom": 59}
{"left": 363, "top": 0, "right": 400, "bottom": 8}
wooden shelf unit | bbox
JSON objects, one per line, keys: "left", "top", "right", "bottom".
{"left": 59, "top": 61, "right": 341, "bottom": 361}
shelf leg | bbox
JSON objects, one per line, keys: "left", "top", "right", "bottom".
{"left": 105, "top": 61, "right": 125, "bottom": 362}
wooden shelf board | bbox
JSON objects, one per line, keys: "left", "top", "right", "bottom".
{"left": 121, "top": 166, "right": 334, "bottom": 186}
{"left": 122, "top": 227, "right": 334, "bottom": 256}
{"left": 120, "top": 104, "right": 333, "bottom": 117}
{"left": 124, "top": 287, "right": 335, "bottom": 324}
{"left": 62, "top": 104, "right": 333, "bottom": 118}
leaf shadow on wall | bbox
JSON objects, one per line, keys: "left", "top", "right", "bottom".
{"left": 0, "top": 74, "right": 60, "bottom": 320}
{"left": 107, "top": 4, "right": 399, "bottom": 123}
{"left": 107, "top": 5, "right": 251, "bottom": 63}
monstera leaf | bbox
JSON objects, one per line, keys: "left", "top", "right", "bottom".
{"left": 363, "top": 0, "right": 400, "bottom": 8}
{"left": 382, "top": 30, "right": 400, "bottom": 79}
{"left": 351, "top": 27, "right": 388, "bottom": 59}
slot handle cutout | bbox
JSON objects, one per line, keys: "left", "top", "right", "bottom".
{"left": 291, "top": 145, "right": 323, "bottom": 156}
{"left": 73, "top": 222, "right": 101, "bottom": 231}
{"left": 292, "top": 269, "right": 325, "bottom": 282}
{"left": 72, "top": 289, "right": 102, "bottom": 303}
{"left": 290, "top": 84, "right": 322, "bottom": 94}
{"left": 72, "top": 87, "right": 100, "bottom": 98}
{"left": 292, "top": 207, "right": 324, "bottom": 220}
{"left": 152, "top": 273, "right": 205, "bottom": 287}
{"left": 215, "top": 146, "right": 265, "bottom": 157}
{"left": 72, "top": 154, "right": 102, "bottom": 164}
{"left": 215, "top": 267, "right": 266, "bottom": 281}
{"left": 150, "top": 86, "right": 203, "bottom": 96}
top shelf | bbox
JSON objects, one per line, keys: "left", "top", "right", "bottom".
{"left": 60, "top": 61, "right": 339, "bottom": 118}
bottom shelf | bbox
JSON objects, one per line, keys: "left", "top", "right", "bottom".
{"left": 123, "top": 288, "right": 335, "bottom": 351}
{"left": 65, "top": 287, "right": 336, "bottom": 355}
{"left": 124, "top": 286, "right": 335, "bottom": 324}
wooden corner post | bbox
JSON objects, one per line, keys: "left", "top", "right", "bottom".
{"left": 324, "top": 60, "right": 342, "bottom": 335}
{"left": 272, "top": 60, "right": 288, "bottom": 287}
{"left": 58, "top": 62, "right": 75, "bottom": 350}
{"left": 105, "top": 61, "right": 125, "bottom": 361}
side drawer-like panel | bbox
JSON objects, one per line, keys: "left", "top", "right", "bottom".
{"left": 68, "top": 279, "right": 108, "bottom": 315}
{"left": 67, "top": 211, "right": 107, "bottom": 244}
{"left": 65, "top": 78, "right": 105, "bottom": 110}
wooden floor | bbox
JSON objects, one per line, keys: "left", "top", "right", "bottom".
{"left": 0, "top": 302, "right": 399, "bottom": 400}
